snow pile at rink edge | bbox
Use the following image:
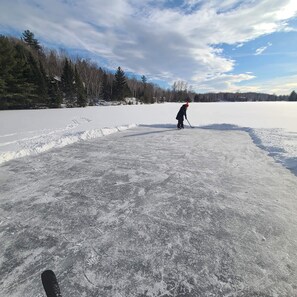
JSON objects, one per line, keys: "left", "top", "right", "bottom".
{"left": 0, "top": 124, "right": 137, "bottom": 164}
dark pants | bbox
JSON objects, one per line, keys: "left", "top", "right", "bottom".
{"left": 177, "top": 119, "right": 184, "bottom": 129}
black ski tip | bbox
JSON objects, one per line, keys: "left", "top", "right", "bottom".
{"left": 41, "top": 270, "right": 62, "bottom": 297}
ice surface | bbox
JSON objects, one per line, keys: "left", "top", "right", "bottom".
{"left": 1, "top": 125, "right": 297, "bottom": 296}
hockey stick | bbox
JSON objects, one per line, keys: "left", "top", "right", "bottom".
{"left": 186, "top": 119, "right": 194, "bottom": 128}
{"left": 41, "top": 270, "right": 62, "bottom": 297}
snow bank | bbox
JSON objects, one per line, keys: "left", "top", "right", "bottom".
{"left": 0, "top": 124, "right": 136, "bottom": 164}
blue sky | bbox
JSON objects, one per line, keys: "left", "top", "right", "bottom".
{"left": 0, "top": 0, "right": 297, "bottom": 95}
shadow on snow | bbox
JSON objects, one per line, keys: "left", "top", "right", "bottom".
{"left": 123, "top": 124, "right": 178, "bottom": 138}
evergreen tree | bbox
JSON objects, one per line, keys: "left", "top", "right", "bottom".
{"left": 22, "top": 30, "right": 42, "bottom": 52}
{"left": 288, "top": 90, "right": 297, "bottom": 101}
{"left": 123, "top": 83, "right": 132, "bottom": 98}
{"left": 48, "top": 76, "right": 63, "bottom": 108}
{"left": 38, "top": 60, "right": 49, "bottom": 103}
{"left": 141, "top": 75, "right": 149, "bottom": 103}
{"left": 74, "top": 66, "right": 87, "bottom": 107}
{"left": 0, "top": 36, "right": 16, "bottom": 102}
{"left": 113, "top": 67, "right": 131, "bottom": 100}
{"left": 2, "top": 43, "right": 37, "bottom": 109}
{"left": 100, "top": 72, "right": 111, "bottom": 101}
{"left": 141, "top": 75, "right": 147, "bottom": 85}
{"left": 23, "top": 53, "right": 49, "bottom": 107}
{"left": 61, "top": 58, "right": 75, "bottom": 107}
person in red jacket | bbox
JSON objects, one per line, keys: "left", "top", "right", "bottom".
{"left": 176, "top": 101, "right": 189, "bottom": 129}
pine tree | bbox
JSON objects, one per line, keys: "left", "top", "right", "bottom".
{"left": 141, "top": 75, "right": 147, "bottom": 85}
{"left": 5, "top": 43, "right": 37, "bottom": 109}
{"left": 37, "top": 60, "right": 49, "bottom": 106}
{"left": 123, "top": 83, "right": 132, "bottom": 98}
{"left": 22, "top": 52, "right": 49, "bottom": 107}
{"left": 141, "top": 75, "right": 149, "bottom": 103}
{"left": 288, "top": 90, "right": 297, "bottom": 101}
{"left": 113, "top": 67, "right": 131, "bottom": 101}
{"left": 0, "top": 36, "right": 16, "bottom": 104}
{"left": 100, "top": 72, "right": 111, "bottom": 101}
{"left": 48, "top": 76, "right": 62, "bottom": 108}
{"left": 22, "top": 30, "right": 42, "bottom": 52}
{"left": 61, "top": 58, "right": 75, "bottom": 107}
{"left": 74, "top": 66, "right": 87, "bottom": 107}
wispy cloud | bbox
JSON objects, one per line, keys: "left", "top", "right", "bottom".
{"left": 235, "top": 74, "right": 297, "bottom": 94}
{"left": 0, "top": 0, "right": 297, "bottom": 94}
{"left": 192, "top": 72, "right": 256, "bottom": 93}
{"left": 255, "top": 42, "right": 273, "bottom": 55}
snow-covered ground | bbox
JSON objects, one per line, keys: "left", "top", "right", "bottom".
{"left": 1, "top": 102, "right": 297, "bottom": 297}
{"left": 1, "top": 102, "right": 297, "bottom": 175}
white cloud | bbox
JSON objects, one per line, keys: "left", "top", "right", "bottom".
{"left": 0, "top": 0, "right": 297, "bottom": 93}
{"left": 254, "top": 42, "right": 273, "bottom": 55}
{"left": 192, "top": 72, "right": 256, "bottom": 93}
{"left": 191, "top": 73, "right": 297, "bottom": 95}
{"left": 235, "top": 74, "right": 297, "bottom": 95}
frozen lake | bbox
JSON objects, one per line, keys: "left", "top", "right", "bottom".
{"left": 1, "top": 102, "right": 297, "bottom": 176}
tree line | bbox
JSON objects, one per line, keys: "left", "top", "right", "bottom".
{"left": 193, "top": 92, "right": 291, "bottom": 102}
{"left": 0, "top": 31, "right": 167, "bottom": 110}
{"left": 0, "top": 30, "right": 296, "bottom": 110}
